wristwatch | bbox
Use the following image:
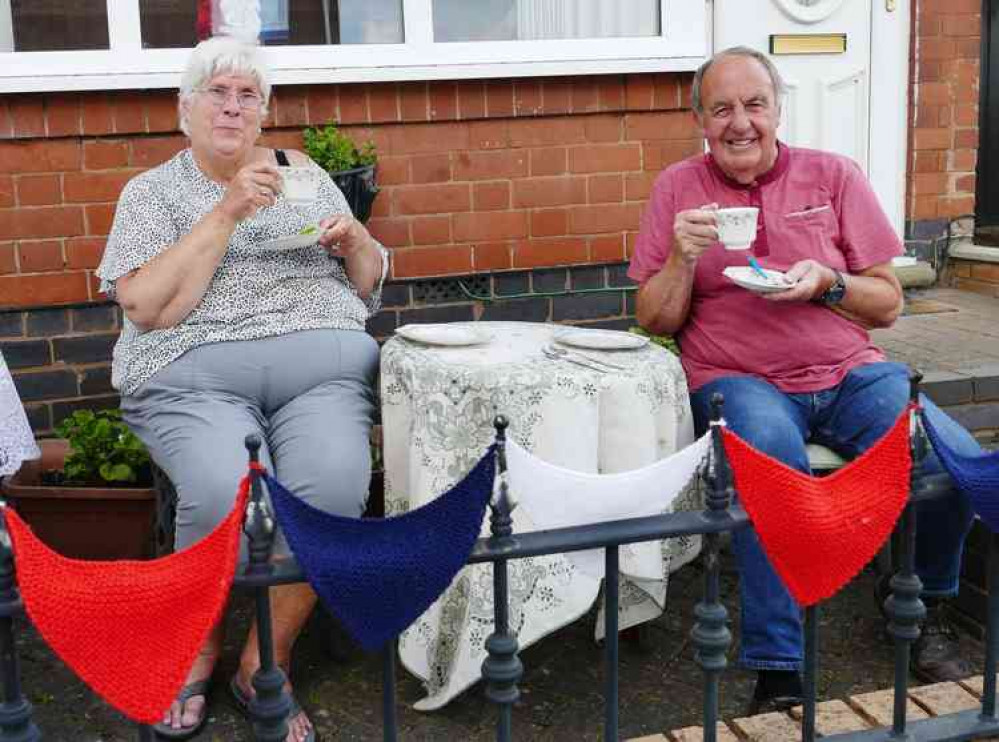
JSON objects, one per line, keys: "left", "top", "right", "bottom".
{"left": 818, "top": 269, "right": 847, "bottom": 306}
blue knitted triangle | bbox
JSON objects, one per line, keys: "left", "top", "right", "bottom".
{"left": 922, "top": 404, "right": 999, "bottom": 531}
{"left": 265, "top": 446, "right": 496, "bottom": 651}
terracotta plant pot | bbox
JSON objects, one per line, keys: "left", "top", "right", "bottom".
{"left": 3, "top": 439, "right": 157, "bottom": 561}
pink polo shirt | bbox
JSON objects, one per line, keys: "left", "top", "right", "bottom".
{"left": 628, "top": 144, "right": 903, "bottom": 394}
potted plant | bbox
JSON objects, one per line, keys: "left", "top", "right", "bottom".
{"left": 302, "top": 122, "right": 380, "bottom": 223}
{"left": 2, "top": 409, "right": 158, "bottom": 561}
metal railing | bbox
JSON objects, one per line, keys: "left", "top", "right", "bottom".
{"left": 0, "top": 374, "right": 997, "bottom": 742}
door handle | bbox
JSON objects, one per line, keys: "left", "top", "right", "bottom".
{"left": 886, "top": 0, "right": 896, "bottom": 10}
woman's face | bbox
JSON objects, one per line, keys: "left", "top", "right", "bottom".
{"left": 185, "top": 72, "right": 263, "bottom": 161}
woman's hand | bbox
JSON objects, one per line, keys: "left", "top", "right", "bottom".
{"left": 318, "top": 214, "right": 375, "bottom": 258}
{"left": 217, "top": 162, "right": 282, "bottom": 223}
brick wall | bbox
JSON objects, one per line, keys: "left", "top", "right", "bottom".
{"left": 904, "top": 0, "right": 981, "bottom": 255}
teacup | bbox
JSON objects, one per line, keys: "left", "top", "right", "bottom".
{"left": 278, "top": 166, "right": 320, "bottom": 206}
{"left": 715, "top": 207, "right": 759, "bottom": 250}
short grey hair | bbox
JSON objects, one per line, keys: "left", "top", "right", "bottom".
{"left": 691, "top": 46, "right": 786, "bottom": 115}
{"left": 177, "top": 36, "right": 272, "bottom": 136}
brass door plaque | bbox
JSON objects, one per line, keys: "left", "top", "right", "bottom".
{"left": 769, "top": 33, "right": 848, "bottom": 55}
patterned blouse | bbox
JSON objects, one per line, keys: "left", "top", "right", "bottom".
{"left": 97, "top": 149, "right": 387, "bottom": 396}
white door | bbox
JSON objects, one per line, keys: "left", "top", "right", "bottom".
{"left": 712, "top": 0, "right": 909, "bottom": 234}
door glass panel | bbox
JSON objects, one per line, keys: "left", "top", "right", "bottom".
{"left": 433, "top": 0, "right": 660, "bottom": 42}
{"left": 5, "top": 0, "right": 109, "bottom": 51}
{"left": 139, "top": 0, "right": 403, "bottom": 49}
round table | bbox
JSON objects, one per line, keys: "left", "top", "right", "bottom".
{"left": 0, "top": 352, "right": 39, "bottom": 479}
{"left": 380, "top": 321, "right": 699, "bottom": 710}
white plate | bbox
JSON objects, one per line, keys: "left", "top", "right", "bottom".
{"left": 723, "top": 266, "right": 796, "bottom": 294}
{"left": 258, "top": 228, "right": 321, "bottom": 251}
{"left": 554, "top": 328, "right": 649, "bottom": 351}
{"left": 395, "top": 324, "right": 492, "bottom": 347}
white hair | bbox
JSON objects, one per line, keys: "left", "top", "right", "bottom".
{"left": 691, "top": 46, "right": 786, "bottom": 115}
{"left": 177, "top": 36, "right": 272, "bottom": 136}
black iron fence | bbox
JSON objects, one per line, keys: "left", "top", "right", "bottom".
{"left": 0, "top": 375, "right": 997, "bottom": 742}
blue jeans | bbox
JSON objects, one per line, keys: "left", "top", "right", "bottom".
{"left": 690, "top": 362, "right": 976, "bottom": 671}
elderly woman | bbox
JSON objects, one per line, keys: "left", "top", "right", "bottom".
{"left": 97, "top": 37, "right": 386, "bottom": 742}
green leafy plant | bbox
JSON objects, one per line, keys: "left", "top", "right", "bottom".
{"left": 54, "top": 409, "right": 151, "bottom": 485}
{"left": 302, "top": 122, "right": 377, "bottom": 173}
{"left": 628, "top": 326, "right": 679, "bottom": 356}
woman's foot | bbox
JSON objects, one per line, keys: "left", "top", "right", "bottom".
{"left": 231, "top": 672, "right": 315, "bottom": 742}
{"left": 156, "top": 648, "right": 217, "bottom": 737}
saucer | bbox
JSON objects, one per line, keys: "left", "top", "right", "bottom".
{"left": 554, "top": 328, "right": 649, "bottom": 350}
{"left": 723, "top": 266, "right": 796, "bottom": 294}
{"left": 395, "top": 324, "right": 492, "bottom": 347}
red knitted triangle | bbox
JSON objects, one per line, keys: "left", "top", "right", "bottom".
{"left": 721, "top": 409, "right": 912, "bottom": 606}
{"left": 6, "top": 475, "right": 249, "bottom": 724}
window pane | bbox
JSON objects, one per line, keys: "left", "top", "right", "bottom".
{"left": 5, "top": 0, "right": 109, "bottom": 52}
{"left": 140, "top": 0, "right": 403, "bottom": 49}
{"left": 433, "top": 0, "right": 660, "bottom": 42}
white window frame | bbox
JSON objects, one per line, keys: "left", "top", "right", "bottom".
{"left": 0, "top": 0, "right": 706, "bottom": 93}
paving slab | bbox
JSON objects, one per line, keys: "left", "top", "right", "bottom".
{"left": 788, "top": 698, "right": 873, "bottom": 734}
{"left": 846, "top": 688, "right": 930, "bottom": 726}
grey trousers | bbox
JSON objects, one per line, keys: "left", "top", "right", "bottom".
{"left": 122, "top": 329, "right": 379, "bottom": 557}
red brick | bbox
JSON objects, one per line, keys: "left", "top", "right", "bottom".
{"left": 454, "top": 150, "right": 528, "bottom": 181}
{"left": 917, "top": 83, "right": 951, "bottom": 106}
{"left": 942, "top": 194, "right": 976, "bottom": 217}
{"left": 912, "top": 150, "right": 943, "bottom": 173}
{"left": 411, "top": 215, "right": 451, "bottom": 245}
{"left": 145, "top": 93, "right": 179, "bottom": 133}
{"left": 571, "top": 80, "right": 600, "bottom": 114}
{"left": 914, "top": 105, "right": 942, "bottom": 128}
{"left": 509, "top": 118, "right": 586, "bottom": 147}
{"left": 17, "top": 174, "right": 62, "bottom": 206}
{"left": 468, "top": 121, "right": 510, "bottom": 150}
{"left": 376, "top": 156, "right": 410, "bottom": 186}
{"left": 542, "top": 80, "right": 572, "bottom": 115}
{"left": 368, "top": 83, "right": 400, "bottom": 123}
{"left": 913, "top": 172, "right": 948, "bottom": 196}
{"left": 0, "top": 243, "right": 14, "bottom": 274}
{"left": 112, "top": 93, "right": 146, "bottom": 134}
{"left": 84, "top": 140, "right": 129, "bottom": 171}
{"left": 307, "top": 88, "right": 338, "bottom": 125}
{"left": 625, "top": 171, "right": 659, "bottom": 201}
{"left": 18, "top": 239, "right": 64, "bottom": 272}
{"left": 395, "top": 183, "right": 471, "bottom": 215}
{"left": 80, "top": 93, "right": 113, "bottom": 135}
{"left": 955, "top": 128, "right": 979, "bottom": 148}
{"left": 530, "top": 147, "right": 567, "bottom": 176}
{"left": 911, "top": 194, "right": 939, "bottom": 220}
{"left": 531, "top": 208, "right": 569, "bottom": 237}
{"left": 512, "top": 237, "right": 587, "bottom": 268}
{"left": 0, "top": 103, "right": 11, "bottom": 139}
{"left": 597, "top": 77, "right": 625, "bottom": 111}
{"left": 369, "top": 190, "right": 391, "bottom": 219}
{"left": 10, "top": 97, "right": 45, "bottom": 138}
{"left": 400, "top": 83, "right": 429, "bottom": 121}
{"left": 625, "top": 75, "right": 655, "bottom": 110}
{"left": 911, "top": 127, "right": 951, "bottom": 150}
{"left": 473, "top": 182, "right": 511, "bottom": 211}
{"left": 513, "top": 177, "right": 586, "bottom": 208}
{"left": 366, "top": 218, "right": 410, "bottom": 248}
{"left": 626, "top": 111, "right": 699, "bottom": 141}
{"left": 456, "top": 81, "right": 486, "bottom": 120}
{"left": 392, "top": 245, "right": 472, "bottom": 278}
{"left": 568, "top": 203, "right": 642, "bottom": 234}
{"left": 129, "top": 136, "right": 186, "bottom": 168}
{"left": 0, "top": 206, "right": 84, "bottom": 240}
{"left": 64, "top": 171, "right": 135, "bottom": 204}
{"left": 917, "top": 61, "right": 941, "bottom": 82}
{"left": 948, "top": 149, "right": 977, "bottom": 171}
{"left": 921, "top": 37, "right": 958, "bottom": 60}
{"left": 66, "top": 237, "right": 107, "bottom": 269}
{"left": 0, "top": 271, "right": 90, "bottom": 308}
{"left": 643, "top": 140, "right": 703, "bottom": 171}
{"left": 453, "top": 211, "right": 529, "bottom": 241}
{"left": 428, "top": 82, "right": 458, "bottom": 121}
{"left": 45, "top": 95, "right": 82, "bottom": 137}
{"left": 411, "top": 154, "right": 453, "bottom": 184}
{"left": 585, "top": 115, "right": 622, "bottom": 143}
{"left": 653, "top": 76, "right": 681, "bottom": 109}
{"left": 514, "top": 80, "right": 543, "bottom": 116}
{"left": 473, "top": 242, "right": 513, "bottom": 271}
{"left": 679, "top": 77, "right": 693, "bottom": 109}
{"left": 274, "top": 87, "right": 309, "bottom": 127}
{"left": 486, "top": 80, "right": 515, "bottom": 118}
{"left": 956, "top": 37, "right": 981, "bottom": 58}
{"left": 0, "top": 176, "right": 13, "bottom": 208}
{"left": 569, "top": 143, "right": 641, "bottom": 173}
{"left": 589, "top": 174, "right": 624, "bottom": 204}
{"left": 85, "top": 203, "right": 116, "bottom": 236}
{"left": 590, "top": 234, "right": 626, "bottom": 262}
{"left": 338, "top": 86, "right": 369, "bottom": 124}
{"left": 954, "top": 173, "right": 976, "bottom": 192}
{"left": 390, "top": 123, "right": 469, "bottom": 154}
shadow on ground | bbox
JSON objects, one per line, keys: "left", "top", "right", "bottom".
{"left": 17, "top": 547, "right": 985, "bottom": 741}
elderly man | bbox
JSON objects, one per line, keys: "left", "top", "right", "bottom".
{"left": 629, "top": 46, "right": 974, "bottom": 713}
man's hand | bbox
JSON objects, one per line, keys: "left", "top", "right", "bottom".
{"left": 673, "top": 203, "right": 720, "bottom": 265}
{"left": 765, "top": 259, "right": 836, "bottom": 303}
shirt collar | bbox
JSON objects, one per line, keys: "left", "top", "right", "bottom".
{"left": 705, "top": 141, "right": 789, "bottom": 189}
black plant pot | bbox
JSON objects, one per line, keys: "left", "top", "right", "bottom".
{"left": 330, "top": 163, "right": 380, "bottom": 224}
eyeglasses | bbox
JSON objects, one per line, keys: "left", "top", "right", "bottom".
{"left": 199, "top": 85, "right": 263, "bottom": 111}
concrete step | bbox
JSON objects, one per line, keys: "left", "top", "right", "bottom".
{"left": 893, "top": 258, "right": 936, "bottom": 289}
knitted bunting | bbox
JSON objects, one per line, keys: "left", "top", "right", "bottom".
{"left": 721, "top": 410, "right": 912, "bottom": 606}
{"left": 922, "top": 403, "right": 999, "bottom": 531}
{"left": 266, "top": 446, "right": 496, "bottom": 652}
{"left": 5, "top": 476, "right": 248, "bottom": 724}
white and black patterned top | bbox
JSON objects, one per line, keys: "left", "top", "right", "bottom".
{"left": 97, "top": 149, "right": 387, "bottom": 396}
{"left": 0, "top": 351, "right": 40, "bottom": 478}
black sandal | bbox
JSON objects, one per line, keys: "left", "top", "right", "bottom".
{"left": 229, "top": 675, "right": 317, "bottom": 741}
{"left": 153, "top": 678, "right": 211, "bottom": 740}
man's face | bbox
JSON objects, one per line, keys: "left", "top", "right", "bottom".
{"left": 696, "top": 56, "right": 781, "bottom": 185}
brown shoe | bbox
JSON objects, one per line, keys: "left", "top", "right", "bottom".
{"left": 913, "top": 601, "right": 973, "bottom": 683}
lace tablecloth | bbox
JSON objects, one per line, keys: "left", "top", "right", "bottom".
{"left": 0, "top": 352, "right": 39, "bottom": 479}
{"left": 380, "top": 321, "right": 698, "bottom": 710}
